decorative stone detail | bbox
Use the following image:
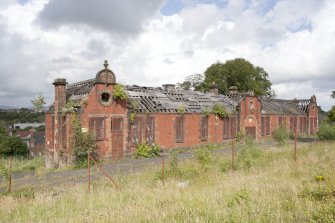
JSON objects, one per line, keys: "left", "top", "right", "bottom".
{"left": 98, "top": 89, "right": 113, "bottom": 106}
{"left": 95, "top": 60, "right": 116, "bottom": 85}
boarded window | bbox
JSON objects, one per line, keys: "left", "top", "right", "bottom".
{"left": 131, "top": 118, "right": 142, "bottom": 144}
{"left": 230, "top": 116, "right": 237, "bottom": 138}
{"left": 261, "top": 117, "right": 265, "bottom": 136}
{"left": 89, "top": 117, "right": 105, "bottom": 141}
{"left": 146, "top": 117, "right": 155, "bottom": 144}
{"left": 278, "top": 116, "right": 282, "bottom": 127}
{"left": 261, "top": 116, "right": 270, "bottom": 136}
{"left": 200, "top": 116, "right": 208, "bottom": 141}
{"left": 299, "top": 117, "right": 308, "bottom": 134}
{"left": 309, "top": 117, "right": 314, "bottom": 134}
{"left": 175, "top": 116, "right": 184, "bottom": 143}
{"left": 62, "top": 116, "right": 67, "bottom": 148}
{"left": 278, "top": 116, "right": 286, "bottom": 127}
{"left": 266, "top": 116, "right": 270, "bottom": 135}
{"left": 112, "top": 118, "right": 123, "bottom": 131}
{"left": 289, "top": 117, "right": 294, "bottom": 132}
{"left": 223, "top": 118, "right": 230, "bottom": 139}
{"left": 299, "top": 117, "right": 303, "bottom": 133}
{"left": 310, "top": 117, "right": 317, "bottom": 134}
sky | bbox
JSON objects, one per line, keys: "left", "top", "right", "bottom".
{"left": 0, "top": 0, "right": 334, "bottom": 111}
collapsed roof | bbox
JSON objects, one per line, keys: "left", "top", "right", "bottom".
{"left": 47, "top": 78, "right": 313, "bottom": 116}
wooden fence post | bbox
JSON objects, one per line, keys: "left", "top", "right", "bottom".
{"left": 294, "top": 126, "right": 297, "bottom": 161}
{"left": 162, "top": 152, "right": 165, "bottom": 186}
{"left": 88, "top": 152, "right": 91, "bottom": 193}
{"left": 232, "top": 140, "right": 235, "bottom": 170}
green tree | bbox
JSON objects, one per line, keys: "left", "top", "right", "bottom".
{"left": 31, "top": 93, "right": 46, "bottom": 113}
{"left": 0, "top": 136, "right": 28, "bottom": 157}
{"left": 177, "top": 73, "right": 205, "bottom": 91}
{"left": 71, "top": 113, "right": 96, "bottom": 168}
{"left": 328, "top": 107, "right": 335, "bottom": 123}
{"left": 0, "top": 121, "right": 8, "bottom": 141}
{"left": 326, "top": 90, "right": 335, "bottom": 123}
{"left": 203, "top": 58, "right": 274, "bottom": 97}
{"left": 0, "top": 135, "right": 27, "bottom": 193}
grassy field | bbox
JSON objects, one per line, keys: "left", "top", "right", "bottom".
{"left": 0, "top": 142, "right": 335, "bottom": 222}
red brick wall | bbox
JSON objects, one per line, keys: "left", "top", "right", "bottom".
{"left": 239, "top": 96, "right": 262, "bottom": 140}
{"left": 78, "top": 84, "right": 128, "bottom": 157}
{"left": 130, "top": 113, "right": 233, "bottom": 150}
{"left": 47, "top": 85, "right": 320, "bottom": 161}
{"left": 45, "top": 113, "right": 54, "bottom": 153}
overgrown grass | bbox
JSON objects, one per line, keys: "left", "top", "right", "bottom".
{"left": 1, "top": 142, "right": 335, "bottom": 222}
{"left": 0, "top": 156, "right": 45, "bottom": 172}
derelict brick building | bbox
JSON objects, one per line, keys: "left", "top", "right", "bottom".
{"left": 45, "top": 61, "right": 319, "bottom": 167}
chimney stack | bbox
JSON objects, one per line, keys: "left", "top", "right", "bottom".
{"left": 162, "top": 84, "right": 176, "bottom": 92}
{"left": 209, "top": 82, "right": 219, "bottom": 95}
{"left": 228, "top": 86, "right": 238, "bottom": 95}
{"left": 53, "top": 78, "right": 67, "bottom": 112}
{"left": 52, "top": 78, "right": 67, "bottom": 166}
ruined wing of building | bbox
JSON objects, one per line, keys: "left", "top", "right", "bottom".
{"left": 45, "top": 61, "right": 319, "bottom": 167}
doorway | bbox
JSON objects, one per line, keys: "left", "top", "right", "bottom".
{"left": 111, "top": 117, "right": 123, "bottom": 159}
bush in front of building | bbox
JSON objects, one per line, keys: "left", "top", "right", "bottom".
{"left": 134, "top": 141, "right": 161, "bottom": 158}
{"left": 194, "top": 145, "right": 213, "bottom": 168}
{"left": 272, "top": 125, "right": 290, "bottom": 145}
{"left": 71, "top": 114, "right": 97, "bottom": 168}
{"left": 237, "top": 138, "right": 265, "bottom": 169}
{"left": 317, "top": 122, "right": 335, "bottom": 141}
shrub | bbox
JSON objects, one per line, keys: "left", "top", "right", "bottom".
{"left": 220, "top": 159, "right": 232, "bottom": 173}
{"left": 317, "top": 122, "right": 335, "bottom": 141}
{"left": 0, "top": 136, "right": 28, "bottom": 157}
{"left": 71, "top": 113, "right": 97, "bottom": 168}
{"left": 194, "top": 145, "right": 213, "bottom": 167}
{"left": 237, "top": 138, "right": 264, "bottom": 169}
{"left": 129, "top": 112, "right": 136, "bottom": 124}
{"left": 134, "top": 141, "right": 160, "bottom": 158}
{"left": 0, "top": 162, "right": 9, "bottom": 183}
{"left": 272, "top": 125, "right": 290, "bottom": 145}
{"left": 299, "top": 186, "right": 335, "bottom": 201}
{"left": 166, "top": 150, "right": 182, "bottom": 178}
{"left": 113, "top": 84, "right": 128, "bottom": 100}
{"left": 236, "top": 130, "right": 245, "bottom": 143}
{"left": 312, "top": 202, "right": 335, "bottom": 222}
{"left": 212, "top": 103, "right": 228, "bottom": 118}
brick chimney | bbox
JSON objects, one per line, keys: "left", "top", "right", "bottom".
{"left": 209, "top": 82, "right": 219, "bottom": 95}
{"left": 52, "top": 78, "right": 67, "bottom": 166}
{"left": 162, "top": 84, "right": 176, "bottom": 92}
{"left": 228, "top": 86, "right": 238, "bottom": 95}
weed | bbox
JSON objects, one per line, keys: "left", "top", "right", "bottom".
{"left": 194, "top": 145, "right": 213, "bottom": 168}
{"left": 299, "top": 186, "right": 335, "bottom": 201}
{"left": 272, "top": 125, "right": 290, "bottom": 146}
{"left": 220, "top": 159, "right": 232, "bottom": 173}
{"left": 237, "top": 138, "right": 265, "bottom": 169}
{"left": 112, "top": 84, "right": 128, "bottom": 100}
{"left": 311, "top": 202, "right": 335, "bottom": 222}
{"left": 227, "top": 189, "right": 250, "bottom": 207}
{"left": 134, "top": 141, "right": 160, "bottom": 158}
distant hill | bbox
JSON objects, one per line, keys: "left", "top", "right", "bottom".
{"left": 0, "top": 105, "right": 17, "bottom": 109}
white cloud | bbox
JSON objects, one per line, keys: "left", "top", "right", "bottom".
{"left": 0, "top": 0, "right": 334, "bottom": 111}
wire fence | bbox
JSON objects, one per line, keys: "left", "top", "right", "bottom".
{"left": 0, "top": 137, "right": 319, "bottom": 193}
